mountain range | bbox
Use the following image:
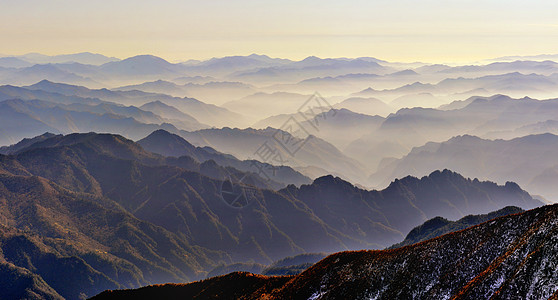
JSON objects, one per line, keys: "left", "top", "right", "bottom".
{"left": 0, "top": 131, "right": 543, "bottom": 298}
{"left": 370, "top": 133, "right": 558, "bottom": 201}
{"left": 344, "top": 94, "right": 558, "bottom": 172}
{"left": 2, "top": 51, "right": 558, "bottom": 298}
{"left": 91, "top": 203, "right": 558, "bottom": 299}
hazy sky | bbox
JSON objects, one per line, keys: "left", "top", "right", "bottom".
{"left": 1, "top": 0, "right": 557, "bottom": 63}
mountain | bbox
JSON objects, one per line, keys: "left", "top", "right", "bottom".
{"left": 137, "top": 129, "right": 311, "bottom": 187}
{"left": 488, "top": 54, "right": 558, "bottom": 62}
{"left": 389, "top": 206, "right": 525, "bottom": 249}
{"left": 180, "top": 127, "right": 368, "bottom": 185}
{"left": 183, "top": 54, "right": 292, "bottom": 77}
{"left": 0, "top": 83, "right": 103, "bottom": 106}
{"left": 0, "top": 98, "right": 183, "bottom": 146}
{"left": 92, "top": 272, "right": 292, "bottom": 300}
{"left": 230, "top": 57, "right": 391, "bottom": 84}
{"left": 0, "top": 64, "right": 99, "bottom": 87}
{"left": 25, "top": 80, "right": 246, "bottom": 127}
{"left": 252, "top": 108, "right": 385, "bottom": 151}
{"left": 333, "top": 97, "right": 394, "bottom": 117}
{"left": 389, "top": 92, "right": 446, "bottom": 109}
{"left": 300, "top": 108, "right": 385, "bottom": 150}
{"left": 345, "top": 94, "right": 558, "bottom": 171}
{"left": 3, "top": 132, "right": 540, "bottom": 252}
{"left": 263, "top": 76, "right": 357, "bottom": 95}
{"left": 206, "top": 253, "right": 327, "bottom": 278}
{"left": 0, "top": 132, "right": 58, "bottom": 154}
{"left": 171, "top": 75, "right": 216, "bottom": 85}
{"left": 0, "top": 162, "right": 229, "bottom": 299}
{"left": 435, "top": 72, "right": 558, "bottom": 99}
{"left": 0, "top": 99, "right": 61, "bottom": 146}
{"left": 139, "top": 100, "right": 198, "bottom": 120}
{"left": 15, "top": 52, "right": 119, "bottom": 65}
{"left": 1, "top": 83, "right": 212, "bottom": 135}
{"left": 0, "top": 132, "right": 545, "bottom": 298}
{"left": 370, "top": 133, "right": 558, "bottom": 201}
{"left": 350, "top": 72, "right": 558, "bottom": 106}
{"left": 0, "top": 133, "right": 358, "bottom": 279}
{"left": 95, "top": 203, "right": 558, "bottom": 299}
{"left": 0, "top": 57, "right": 33, "bottom": 68}
{"left": 281, "top": 170, "right": 540, "bottom": 246}
{"left": 440, "top": 60, "right": 558, "bottom": 76}
{"left": 181, "top": 81, "right": 257, "bottom": 105}
{"left": 98, "top": 55, "right": 185, "bottom": 79}
{"left": 114, "top": 79, "right": 187, "bottom": 96}
{"left": 117, "top": 80, "right": 257, "bottom": 105}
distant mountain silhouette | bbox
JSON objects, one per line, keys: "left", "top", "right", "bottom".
{"left": 138, "top": 100, "right": 195, "bottom": 120}
{"left": 345, "top": 94, "right": 558, "bottom": 171}
{"left": 14, "top": 52, "right": 119, "bottom": 65}
{"left": 0, "top": 57, "right": 32, "bottom": 68}
{"left": 0, "top": 64, "right": 100, "bottom": 87}
{"left": 333, "top": 97, "right": 393, "bottom": 117}
{"left": 370, "top": 133, "right": 558, "bottom": 201}
{"left": 0, "top": 98, "right": 183, "bottom": 145}
{"left": 114, "top": 79, "right": 187, "bottom": 96}
{"left": 25, "top": 80, "right": 244, "bottom": 127}
{"left": 137, "top": 129, "right": 311, "bottom": 187}
{"left": 180, "top": 127, "right": 368, "bottom": 185}
{"left": 99, "top": 55, "right": 185, "bottom": 78}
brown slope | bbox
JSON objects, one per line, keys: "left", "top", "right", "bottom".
{"left": 0, "top": 170, "right": 227, "bottom": 298}
{"left": 91, "top": 272, "right": 291, "bottom": 300}
{"left": 93, "top": 204, "right": 558, "bottom": 299}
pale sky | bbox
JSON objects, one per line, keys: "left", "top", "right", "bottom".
{"left": 1, "top": 0, "right": 557, "bottom": 63}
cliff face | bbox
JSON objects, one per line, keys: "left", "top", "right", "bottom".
{"left": 93, "top": 204, "right": 558, "bottom": 300}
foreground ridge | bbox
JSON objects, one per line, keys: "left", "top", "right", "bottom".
{"left": 93, "top": 204, "right": 558, "bottom": 300}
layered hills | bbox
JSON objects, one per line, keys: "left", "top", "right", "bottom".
{"left": 0, "top": 131, "right": 542, "bottom": 298}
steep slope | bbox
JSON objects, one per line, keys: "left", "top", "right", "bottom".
{"left": 0, "top": 170, "right": 227, "bottom": 299}
{"left": 0, "top": 261, "right": 63, "bottom": 300}
{"left": 389, "top": 206, "right": 525, "bottom": 248}
{"left": 92, "top": 272, "right": 291, "bottom": 300}
{"left": 0, "top": 132, "right": 58, "bottom": 155}
{"left": 95, "top": 204, "right": 558, "bottom": 300}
